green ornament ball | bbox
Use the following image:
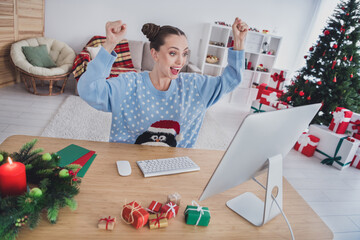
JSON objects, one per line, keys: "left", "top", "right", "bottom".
{"left": 0, "top": 154, "right": 3, "bottom": 162}
{"left": 59, "top": 169, "right": 70, "bottom": 178}
{"left": 42, "top": 153, "right": 52, "bottom": 161}
{"left": 29, "top": 188, "right": 43, "bottom": 198}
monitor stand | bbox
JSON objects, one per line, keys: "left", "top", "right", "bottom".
{"left": 226, "top": 154, "right": 283, "bottom": 226}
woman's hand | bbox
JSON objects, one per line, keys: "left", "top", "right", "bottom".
{"left": 102, "top": 20, "right": 127, "bottom": 53}
{"left": 232, "top": 17, "right": 248, "bottom": 51}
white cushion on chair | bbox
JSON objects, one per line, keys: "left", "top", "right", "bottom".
{"left": 11, "top": 37, "right": 76, "bottom": 76}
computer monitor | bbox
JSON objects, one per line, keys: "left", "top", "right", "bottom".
{"left": 199, "top": 103, "right": 321, "bottom": 226}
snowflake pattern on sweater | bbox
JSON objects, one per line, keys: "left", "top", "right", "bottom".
{"left": 77, "top": 47, "right": 244, "bottom": 148}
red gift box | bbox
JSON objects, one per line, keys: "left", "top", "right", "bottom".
{"left": 350, "top": 148, "right": 360, "bottom": 169}
{"left": 329, "top": 107, "right": 353, "bottom": 134}
{"left": 256, "top": 83, "right": 283, "bottom": 106}
{"left": 122, "top": 201, "right": 149, "bottom": 229}
{"left": 147, "top": 201, "right": 162, "bottom": 213}
{"left": 294, "top": 132, "right": 320, "bottom": 157}
{"left": 160, "top": 202, "right": 179, "bottom": 219}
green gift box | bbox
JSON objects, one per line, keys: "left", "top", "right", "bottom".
{"left": 184, "top": 205, "right": 210, "bottom": 226}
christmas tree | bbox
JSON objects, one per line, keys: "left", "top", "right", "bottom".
{"left": 281, "top": 0, "right": 360, "bottom": 125}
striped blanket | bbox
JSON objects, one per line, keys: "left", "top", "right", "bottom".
{"left": 72, "top": 36, "right": 136, "bottom": 81}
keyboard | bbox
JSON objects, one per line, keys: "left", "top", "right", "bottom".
{"left": 136, "top": 156, "right": 200, "bottom": 177}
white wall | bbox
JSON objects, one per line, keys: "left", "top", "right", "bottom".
{"left": 45, "top": 0, "right": 323, "bottom": 75}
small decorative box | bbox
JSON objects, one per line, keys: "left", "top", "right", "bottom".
{"left": 98, "top": 216, "right": 116, "bottom": 230}
{"left": 160, "top": 202, "right": 179, "bottom": 219}
{"left": 184, "top": 201, "right": 210, "bottom": 226}
{"left": 294, "top": 132, "right": 320, "bottom": 157}
{"left": 256, "top": 83, "right": 283, "bottom": 106}
{"left": 167, "top": 192, "right": 181, "bottom": 206}
{"left": 347, "top": 113, "right": 360, "bottom": 135}
{"left": 148, "top": 213, "right": 168, "bottom": 229}
{"left": 329, "top": 107, "right": 353, "bottom": 134}
{"left": 122, "top": 201, "right": 149, "bottom": 229}
{"left": 147, "top": 201, "right": 162, "bottom": 213}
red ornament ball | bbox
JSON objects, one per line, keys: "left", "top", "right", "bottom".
{"left": 347, "top": 35, "right": 350, "bottom": 39}
{"left": 304, "top": 55, "right": 307, "bottom": 59}
{"left": 307, "top": 96, "right": 311, "bottom": 100}
{"left": 343, "top": 56, "right": 347, "bottom": 61}
{"left": 305, "top": 80, "right": 309, "bottom": 84}
{"left": 333, "top": 44, "right": 338, "bottom": 49}
{"left": 287, "top": 96, "right": 291, "bottom": 101}
{"left": 324, "top": 30, "right": 330, "bottom": 35}
{"left": 346, "top": 13, "right": 349, "bottom": 16}
{"left": 351, "top": 74, "right": 353, "bottom": 78}
{"left": 311, "top": 65, "right": 314, "bottom": 69}
{"left": 317, "top": 81, "right": 322, "bottom": 85}
{"left": 309, "top": 47, "right": 314, "bottom": 51}
{"left": 342, "top": 7, "right": 345, "bottom": 10}
{"left": 296, "top": 75, "right": 300, "bottom": 79}
{"left": 299, "top": 91, "right": 305, "bottom": 96}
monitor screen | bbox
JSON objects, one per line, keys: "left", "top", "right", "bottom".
{"left": 199, "top": 103, "right": 321, "bottom": 202}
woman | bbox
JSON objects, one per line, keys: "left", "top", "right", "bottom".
{"left": 77, "top": 18, "right": 247, "bottom": 148}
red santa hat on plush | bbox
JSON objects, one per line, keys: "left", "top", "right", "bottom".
{"left": 147, "top": 120, "right": 183, "bottom": 142}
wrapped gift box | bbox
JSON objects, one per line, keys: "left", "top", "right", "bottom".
{"left": 147, "top": 201, "right": 162, "bottom": 213}
{"left": 309, "top": 124, "right": 360, "bottom": 170}
{"left": 256, "top": 83, "right": 283, "bottom": 106}
{"left": 98, "top": 216, "right": 116, "bottom": 231}
{"left": 160, "top": 202, "right": 179, "bottom": 219}
{"left": 251, "top": 99, "right": 277, "bottom": 113}
{"left": 149, "top": 213, "right": 168, "bottom": 229}
{"left": 354, "top": 133, "right": 360, "bottom": 141}
{"left": 347, "top": 113, "right": 360, "bottom": 136}
{"left": 329, "top": 107, "right": 353, "bottom": 134}
{"left": 122, "top": 201, "right": 149, "bottom": 229}
{"left": 350, "top": 148, "right": 360, "bottom": 169}
{"left": 167, "top": 192, "right": 181, "bottom": 206}
{"left": 268, "top": 71, "right": 286, "bottom": 90}
{"left": 184, "top": 205, "right": 211, "bottom": 226}
{"left": 294, "top": 132, "right": 320, "bottom": 157}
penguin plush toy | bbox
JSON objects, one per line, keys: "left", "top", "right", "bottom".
{"left": 135, "top": 120, "right": 182, "bottom": 147}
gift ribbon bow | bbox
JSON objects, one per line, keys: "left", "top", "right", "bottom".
{"left": 150, "top": 213, "right": 166, "bottom": 228}
{"left": 184, "top": 201, "right": 210, "bottom": 226}
{"left": 316, "top": 136, "right": 349, "bottom": 167}
{"left": 350, "top": 120, "right": 360, "bottom": 132}
{"left": 271, "top": 71, "right": 285, "bottom": 90}
{"left": 263, "top": 92, "right": 279, "bottom": 106}
{"left": 331, "top": 109, "right": 351, "bottom": 132}
{"left": 251, "top": 103, "right": 265, "bottom": 113}
{"left": 121, "top": 201, "right": 145, "bottom": 225}
{"left": 165, "top": 202, "right": 177, "bottom": 218}
{"left": 99, "top": 216, "right": 115, "bottom": 230}
{"left": 297, "top": 133, "right": 317, "bottom": 153}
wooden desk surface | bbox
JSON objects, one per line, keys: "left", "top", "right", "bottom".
{"left": 1, "top": 135, "right": 333, "bottom": 239}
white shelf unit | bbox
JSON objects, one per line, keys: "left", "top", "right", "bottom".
{"left": 199, "top": 23, "right": 283, "bottom": 105}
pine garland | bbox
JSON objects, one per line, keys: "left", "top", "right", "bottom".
{"left": 0, "top": 139, "right": 82, "bottom": 240}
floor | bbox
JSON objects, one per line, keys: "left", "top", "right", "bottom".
{"left": 1, "top": 82, "right": 360, "bottom": 239}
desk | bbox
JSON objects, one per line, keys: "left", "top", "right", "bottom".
{"left": 1, "top": 135, "right": 333, "bottom": 239}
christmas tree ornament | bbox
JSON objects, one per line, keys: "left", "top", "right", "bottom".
{"left": 333, "top": 76, "right": 337, "bottom": 82}
{"left": 324, "top": 30, "right": 330, "bottom": 35}
{"left": 347, "top": 35, "right": 350, "bottom": 39}
{"left": 311, "top": 65, "right": 314, "bottom": 68}
{"left": 333, "top": 44, "right": 338, "bottom": 49}
{"left": 307, "top": 96, "right": 312, "bottom": 100}
{"left": 309, "top": 47, "right": 314, "bottom": 51}
{"left": 331, "top": 60, "right": 337, "bottom": 69}
{"left": 287, "top": 96, "right": 291, "bottom": 101}
{"left": 322, "top": 50, "right": 326, "bottom": 56}
{"left": 304, "top": 55, "right": 308, "bottom": 59}
{"left": 42, "top": 153, "right": 52, "bottom": 161}
{"left": 59, "top": 169, "right": 70, "bottom": 178}
{"left": 305, "top": 80, "right": 309, "bottom": 84}
{"left": 317, "top": 81, "right": 322, "bottom": 85}
{"left": 296, "top": 75, "right": 300, "bottom": 79}
{"left": 29, "top": 187, "right": 43, "bottom": 198}
{"left": 343, "top": 56, "right": 347, "bottom": 61}
{"left": 346, "top": 12, "right": 350, "bottom": 16}
{"left": 351, "top": 73, "right": 353, "bottom": 78}
{"left": 299, "top": 91, "right": 305, "bottom": 96}
{"left": 350, "top": 55, "right": 353, "bottom": 61}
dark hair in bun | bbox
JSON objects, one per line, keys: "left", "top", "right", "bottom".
{"left": 142, "top": 23, "right": 186, "bottom": 51}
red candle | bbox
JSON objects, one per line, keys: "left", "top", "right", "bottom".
{"left": 0, "top": 157, "right": 27, "bottom": 197}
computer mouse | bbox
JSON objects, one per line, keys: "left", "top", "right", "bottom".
{"left": 116, "top": 161, "right": 132, "bottom": 176}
